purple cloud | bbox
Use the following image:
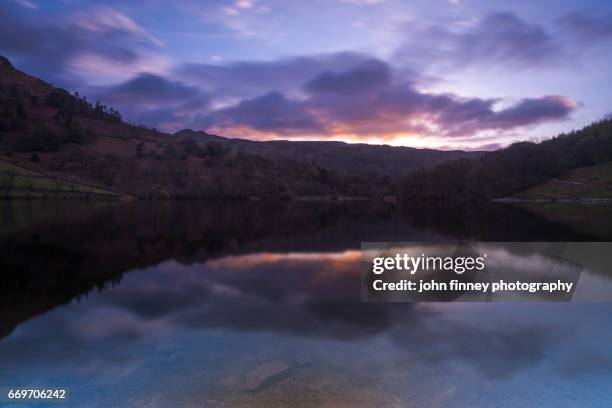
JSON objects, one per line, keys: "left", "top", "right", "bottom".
{"left": 174, "top": 52, "right": 393, "bottom": 101}
{"left": 0, "top": 4, "right": 167, "bottom": 87}
{"left": 482, "top": 96, "right": 577, "bottom": 129}
{"left": 199, "top": 92, "right": 322, "bottom": 134}
{"left": 559, "top": 12, "right": 612, "bottom": 41}
{"left": 0, "top": 4, "right": 591, "bottom": 145}
{"left": 303, "top": 59, "right": 391, "bottom": 95}
{"left": 394, "top": 11, "right": 612, "bottom": 73}
{"left": 195, "top": 60, "right": 576, "bottom": 139}
{"left": 394, "top": 12, "right": 563, "bottom": 71}
{"left": 100, "top": 74, "right": 210, "bottom": 129}
{"left": 74, "top": 49, "right": 559, "bottom": 139}
{"left": 103, "top": 74, "right": 204, "bottom": 104}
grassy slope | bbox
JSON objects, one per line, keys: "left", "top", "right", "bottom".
{"left": 515, "top": 161, "right": 612, "bottom": 200}
{"left": 0, "top": 159, "right": 120, "bottom": 199}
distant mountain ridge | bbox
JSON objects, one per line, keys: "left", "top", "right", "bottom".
{"left": 0, "top": 53, "right": 480, "bottom": 198}
{"left": 174, "top": 129, "right": 481, "bottom": 177}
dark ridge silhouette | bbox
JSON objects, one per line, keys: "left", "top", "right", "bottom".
{"left": 0, "top": 55, "right": 14, "bottom": 71}
{"left": 400, "top": 118, "right": 612, "bottom": 200}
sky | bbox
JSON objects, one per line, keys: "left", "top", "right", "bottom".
{"left": 1, "top": 0, "right": 611, "bottom": 150}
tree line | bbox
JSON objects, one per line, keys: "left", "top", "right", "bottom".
{"left": 400, "top": 118, "right": 612, "bottom": 200}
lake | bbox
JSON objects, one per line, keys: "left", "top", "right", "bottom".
{"left": 1, "top": 200, "right": 612, "bottom": 407}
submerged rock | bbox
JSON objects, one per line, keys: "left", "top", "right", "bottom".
{"left": 244, "top": 361, "right": 290, "bottom": 392}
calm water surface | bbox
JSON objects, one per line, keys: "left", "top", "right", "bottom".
{"left": 1, "top": 201, "right": 612, "bottom": 407}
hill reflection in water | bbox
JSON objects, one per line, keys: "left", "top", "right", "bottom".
{"left": 1, "top": 200, "right": 612, "bottom": 407}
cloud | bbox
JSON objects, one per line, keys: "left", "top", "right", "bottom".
{"left": 73, "top": 6, "right": 163, "bottom": 47}
{"left": 394, "top": 12, "right": 563, "bottom": 71}
{"left": 104, "top": 74, "right": 203, "bottom": 104}
{"left": 482, "top": 96, "right": 577, "bottom": 129}
{"left": 12, "top": 0, "right": 37, "bottom": 9}
{"left": 394, "top": 11, "right": 612, "bottom": 74}
{"left": 303, "top": 59, "right": 391, "bottom": 96}
{"left": 95, "top": 52, "right": 393, "bottom": 131}
{"left": 338, "top": 0, "right": 385, "bottom": 5}
{"left": 195, "top": 60, "right": 576, "bottom": 139}
{"left": 174, "top": 54, "right": 577, "bottom": 141}
{"left": 80, "top": 46, "right": 574, "bottom": 140}
{"left": 559, "top": 12, "right": 612, "bottom": 42}
{"left": 0, "top": 5, "right": 168, "bottom": 86}
{"left": 99, "top": 74, "right": 210, "bottom": 129}
{"left": 175, "top": 52, "right": 381, "bottom": 101}
{"left": 438, "top": 142, "right": 503, "bottom": 152}
{"left": 0, "top": 5, "right": 589, "bottom": 144}
{"left": 213, "top": 0, "right": 274, "bottom": 37}
{"left": 236, "top": 0, "right": 254, "bottom": 9}
{"left": 199, "top": 91, "right": 321, "bottom": 134}
{"left": 435, "top": 95, "right": 577, "bottom": 136}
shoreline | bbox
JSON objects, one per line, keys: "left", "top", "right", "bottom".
{"left": 494, "top": 197, "right": 612, "bottom": 204}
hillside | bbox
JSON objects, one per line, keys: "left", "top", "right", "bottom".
{"left": 0, "top": 54, "right": 479, "bottom": 199}
{"left": 514, "top": 161, "right": 612, "bottom": 200}
{"left": 175, "top": 129, "right": 479, "bottom": 178}
{"left": 400, "top": 118, "right": 612, "bottom": 200}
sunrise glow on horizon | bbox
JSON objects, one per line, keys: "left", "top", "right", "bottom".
{"left": 2, "top": 0, "right": 611, "bottom": 150}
